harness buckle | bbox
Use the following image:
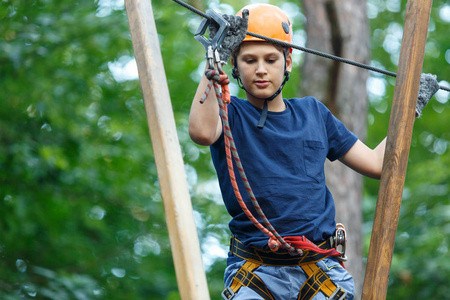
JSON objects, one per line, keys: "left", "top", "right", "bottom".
{"left": 327, "top": 285, "right": 348, "bottom": 300}
{"left": 221, "top": 286, "right": 235, "bottom": 299}
{"left": 334, "top": 223, "right": 348, "bottom": 261}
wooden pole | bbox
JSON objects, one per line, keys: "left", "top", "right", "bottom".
{"left": 362, "top": 0, "right": 433, "bottom": 299}
{"left": 124, "top": 1, "right": 210, "bottom": 299}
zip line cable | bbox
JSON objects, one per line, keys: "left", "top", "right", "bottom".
{"left": 172, "top": 0, "right": 450, "bottom": 93}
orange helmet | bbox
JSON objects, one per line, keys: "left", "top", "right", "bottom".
{"left": 237, "top": 4, "right": 293, "bottom": 48}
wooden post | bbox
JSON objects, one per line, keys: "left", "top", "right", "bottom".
{"left": 362, "top": 0, "right": 433, "bottom": 299}
{"left": 124, "top": 1, "right": 210, "bottom": 299}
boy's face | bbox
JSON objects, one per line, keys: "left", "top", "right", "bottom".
{"left": 233, "top": 42, "right": 292, "bottom": 103}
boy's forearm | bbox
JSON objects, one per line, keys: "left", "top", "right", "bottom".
{"left": 339, "top": 137, "right": 387, "bottom": 180}
{"left": 189, "top": 65, "right": 222, "bottom": 145}
{"left": 373, "top": 137, "right": 387, "bottom": 164}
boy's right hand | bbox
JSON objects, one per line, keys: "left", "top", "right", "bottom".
{"left": 415, "top": 73, "right": 440, "bottom": 117}
{"left": 209, "top": 9, "right": 249, "bottom": 64}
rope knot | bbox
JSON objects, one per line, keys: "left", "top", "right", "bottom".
{"left": 204, "top": 69, "right": 230, "bottom": 85}
{"left": 268, "top": 237, "right": 280, "bottom": 252}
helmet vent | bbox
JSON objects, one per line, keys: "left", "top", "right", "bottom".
{"left": 282, "top": 21, "right": 290, "bottom": 34}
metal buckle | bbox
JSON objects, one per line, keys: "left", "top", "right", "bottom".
{"left": 327, "top": 286, "right": 348, "bottom": 300}
{"left": 221, "top": 286, "right": 235, "bottom": 299}
{"left": 334, "top": 223, "right": 347, "bottom": 261}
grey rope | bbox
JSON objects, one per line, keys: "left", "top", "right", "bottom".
{"left": 172, "top": 0, "right": 450, "bottom": 92}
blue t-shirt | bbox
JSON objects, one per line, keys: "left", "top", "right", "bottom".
{"left": 211, "top": 96, "right": 358, "bottom": 249}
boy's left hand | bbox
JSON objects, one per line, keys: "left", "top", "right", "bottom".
{"left": 209, "top": 9, "right": 249, "bottom": 64}
{"left": 416, "top": 73, "right": 440, "bottom": 117}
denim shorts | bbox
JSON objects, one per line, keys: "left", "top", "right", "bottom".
{"left": 223, "top": 257, "right": 355, "bottom": 300}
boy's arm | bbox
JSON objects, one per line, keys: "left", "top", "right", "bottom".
{"left": 339, "top": 73, "right": 440, "bottom": 179}
{"left": 339, "top": 138, "right": 386, "bottom": 180}
{"left": 189, "top": 62, "right": 223, "bottom": 146}
{"left": 189, "top": 11, "right": 248, "bottom": 146}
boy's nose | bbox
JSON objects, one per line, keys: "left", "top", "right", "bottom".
{"left": 256, "top": 62, "right": 267, "bottom": 74}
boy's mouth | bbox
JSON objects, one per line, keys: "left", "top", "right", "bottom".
{"left": 254, "top": 80, "right": 270, "bottom": 88}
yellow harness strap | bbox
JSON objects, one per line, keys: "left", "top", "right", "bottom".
{"left": 222, "top": 261, "right": 275, "bottom": 300}
{"left": 298, "top": 263, "right": 347, "bottom": 300}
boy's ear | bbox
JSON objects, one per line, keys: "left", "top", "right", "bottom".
{"left": 232, "top": 67, "right": 240, "bottom": 79}
{"left": 231, "top": 56, "right": 240, "bottom": 78}
{"left": 286, "top": 54, "right": 293, "bottom": 73}
{"left": 230, "top": 56, "right": 236, "bottom": 68}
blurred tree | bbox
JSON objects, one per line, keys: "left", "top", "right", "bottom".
{"left": 299, "top": 1, "right": 370, "bottom": 298}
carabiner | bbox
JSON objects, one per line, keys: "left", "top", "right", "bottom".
{"left": 194, "top": 9, "right": 230, "bottom": 67}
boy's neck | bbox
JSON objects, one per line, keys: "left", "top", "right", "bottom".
{"left": 247, "top": 95, "right": 286, "bottom": 112}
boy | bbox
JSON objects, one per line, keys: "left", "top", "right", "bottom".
{"left": 189, "top": 4, "right": 439, "bottom": 299}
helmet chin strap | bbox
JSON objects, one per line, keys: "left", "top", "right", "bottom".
{"left": 232, "top": 68, "right": 290, "bottom": 129}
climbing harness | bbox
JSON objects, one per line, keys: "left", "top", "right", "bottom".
{"left": 221, "top": 261, "right": 347, "bottom": 300}
{"left": 222, "top": 237, "right": 348, "bottom": 300}
{"left": 229, "top": 236, "right": 341, "bottom": 267}
{"left": 173, "top": 0, "right": 450, "bottom": 92}
{"left": 223, "top": 227, "right": 348, "bottom": 299}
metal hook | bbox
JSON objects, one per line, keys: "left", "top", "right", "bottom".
{"left": 194, "top": 9, "right": 230, "bottom": 67}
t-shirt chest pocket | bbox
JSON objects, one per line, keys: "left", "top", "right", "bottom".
{"left": 303, "top": 140, "right": 326, "bottom": 183}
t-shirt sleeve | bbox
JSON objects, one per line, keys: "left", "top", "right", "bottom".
{"left": 322, "top": 105, "right": 358, "bottom": 161}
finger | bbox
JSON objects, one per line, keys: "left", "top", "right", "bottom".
{"left": 241, "top": 9, "right": 249, "bottom": 25}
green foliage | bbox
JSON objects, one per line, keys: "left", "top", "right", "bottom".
{"left": 1, "top": 0, "right": 448, "bottom": 299}
{"left": 1, "top": 0, "right": 176, "bottom": 298}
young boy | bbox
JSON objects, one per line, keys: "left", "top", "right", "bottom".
{"left": 189, "top": 3, "right": 439, "bottom": 300}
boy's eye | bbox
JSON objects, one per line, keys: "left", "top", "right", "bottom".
{"left": 267, "top": 56, "right": 279, "bottom": 63}
{"left": 245, "top": 59, "right": 255, "bottom": 63}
